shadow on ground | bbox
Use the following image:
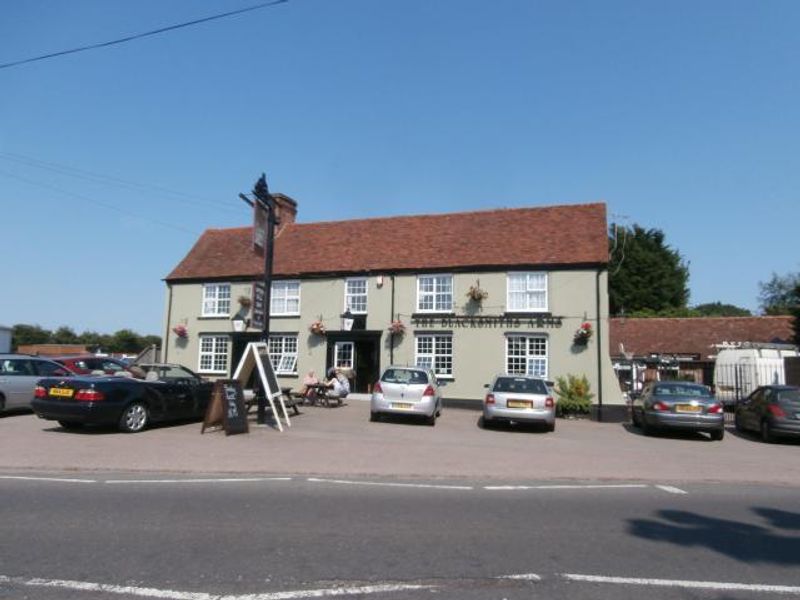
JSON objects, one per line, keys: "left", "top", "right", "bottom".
{"left": 628, "top": 508, "right": 800, "bottom": 565}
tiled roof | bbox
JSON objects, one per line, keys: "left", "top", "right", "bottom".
{"left": 609, "top": 316, "right": 795, "bottom": 359}
{"left": 166, "top": 202, "right": 608, "bottom": 281}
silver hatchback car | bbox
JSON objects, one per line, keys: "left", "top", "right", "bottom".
{"left": 0, "top": 354, "right": 74, "bottom": 413}
{"left": 370, "top": 366, "right": 443, "bottom": 426}
{"left": 483, "top": 375, "right": 556, "bottom": 431}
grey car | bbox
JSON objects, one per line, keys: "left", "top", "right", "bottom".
{"left": 735, "top": 385, "right": 800, "bottom": 443}
{"left": 370, "top": 366, "right": 443, "bottom": 425}
{"left": 632, "top": 380, "right": 724, "bottom": 440}
{"left": 483, "top": 375, "right": 556, "bottom": 431}
{"left": 0, "top": 354, "right": 74, "bottom": 413}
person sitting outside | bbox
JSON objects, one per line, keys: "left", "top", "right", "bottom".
{"left": 300, "top": 370, "right": 320, "bottom": 404}
{"left": 324, "top": 368, "right": 350, "bottom": 403}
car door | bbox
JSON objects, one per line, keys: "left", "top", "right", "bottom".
{"left": 0, "top": 359, "right": 39, "bottom": 409}
{"left": 737, "top": 389, "right": 758, "bottom": 431}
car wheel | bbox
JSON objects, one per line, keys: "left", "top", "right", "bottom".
{"left": 119, "top": 402, "right": 149, "bottom": 433}
{"left": 734, "top": 413, "right": 744, "bottom": 432}
{"left": 641, "top": 417, "right": 654, "bottom": 436}
{"left": 0, "top": 393, "right": 5, "bottom": 413}
{"left": 760, "top": 420, "right": 774, "bottom": 444}
{"left": 370, "top": 411, "right": 380, "bottom": 422}
{"left": 631, "top": 409, "right": 640, "bottom": 427}
{"left": 58, "top": 420, "right": 83, "bottom": 430}
{"left": 425, "top": 413, "right": 436, "bottom": 426}
{"left": 710, "top": 428, "right": 724, "bottom": 441}
{"left": 547, "top": 421, "right": 556, "bottom": 433}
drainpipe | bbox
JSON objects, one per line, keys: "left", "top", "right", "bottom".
{"left": 595, "top": 269, "right": 604, "bottom": 422}
{"left": 389, "top": 275, "right": 396, "bottom": 364}
{"left": 164, "top": 283, "right": 173, "bottom": 363}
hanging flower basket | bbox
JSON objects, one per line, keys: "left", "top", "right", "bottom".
{"left": 309, "top": 320, "right": 327, "bottom": 336}
{"left": 573, "top": 322, "right": 593, "bottom": 345}
{"left": 172, "top": 324, "right": 188, "bottom": 339}
{"left": 466, "top": 281, "right": 488, "bottom": 302}
{"left": 388, "top": 319, "right": 406, "bottom": 335}
{"left": 238, "top": 295, "right": 252, "bottom": 308}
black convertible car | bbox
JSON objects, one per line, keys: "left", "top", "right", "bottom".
{"left": 32, "top": 363, "right": 212, "bottom": 433}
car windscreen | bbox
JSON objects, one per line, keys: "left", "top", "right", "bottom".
{"left": 653, "top": 383, "right": 712, "bottom": 397}
{"left": 381, "top": 369, "right": 429, "bottom": 385}
{"left": 493, "top": 377, "right": 548, "bottom": 394}
{"left": 777, "top": 389, "right": 800, "bottom": 403}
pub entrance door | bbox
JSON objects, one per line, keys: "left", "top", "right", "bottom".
{"left": 326, "top": 331, "right": 381, "bottom": 393}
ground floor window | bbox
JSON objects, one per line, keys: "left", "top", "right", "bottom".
{"left": 198, "top": 335, "right": 229, "bottom": 373}
{"left": 269, "top": 335, "right": 298, "bottom": 374}
{"left": 506, "top": 335, "right": 548, "bottom": 378}
{"left": 415, "top": 334, "right": 453, "bottom": 377}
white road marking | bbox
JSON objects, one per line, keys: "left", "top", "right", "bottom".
{"left": 655, "top": 485, "right": 688, "bottom": 495}
{"left": 0, "top": 575, "right": 434, "bottom": 599}
{"left": 0, "top": 475, "right": 96, "bottom": 483}
{"left": 562, "top": 573, "right": 800, "bottom": 594}
{"left": 484, "top": 484, "right": 648, "bottom": 491}
{"left": 104, "top": 477, "right": 293, "bottom": 485}
{"left": 497, "top": 573, "right": 542, "bottom": 581}
{"left": 307, "top": 477, "right": 473, "bottom": 490}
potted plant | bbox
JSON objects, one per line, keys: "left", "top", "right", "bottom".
{"left": 309, "top": 320, "right": 327, "bottom": 336}
{"left": 466, "top": 280, "right": 488, "bottom": 302}
{"left": 573, "top": 321, "right": 593, "bottom": 345}
{"left": 238, "top": 295, "right": 252, "bottom": 309}
{"left": 388, "top": 319, "right": 406, "bottom": 335}
{"left": 172, "top": 324, "right": 188, "bottom": 338}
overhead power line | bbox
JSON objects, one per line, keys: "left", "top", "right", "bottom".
{"left": 0, "top": 0, "right": 289, "bottom": 71}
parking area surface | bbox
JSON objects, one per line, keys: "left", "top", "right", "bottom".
{"left": 2, "top": 400, "right": 799, "bottom": 484}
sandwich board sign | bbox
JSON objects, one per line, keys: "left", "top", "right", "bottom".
{"left": 202, "top": 380, "right": 249, "bottom": 435}
{"left": 232, "top": 341, "right": 290, "bottom": 431}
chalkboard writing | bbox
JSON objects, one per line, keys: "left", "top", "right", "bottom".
{"left": 201, "top": 380, "right": 249, "bottom": 436}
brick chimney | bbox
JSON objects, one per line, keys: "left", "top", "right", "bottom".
{"left": 272, "top": 193, "right": 297, "bottom": 230}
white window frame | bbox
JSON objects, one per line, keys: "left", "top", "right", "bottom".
{"left": 334, "top": 341, "right": 355, "bottom": 370}
{"left": 270, "top": 280, "right": 301, "bottom": 316}
{"left": 198, "top": 335, "right": 229, "bottom": 374}
{"left": 505, "top": 334, "right": 548, "bottom": 378}
{"left": 201, "top": 283, "right": 231, "bottom": 317}
{"left": 344, "top": 278, "right": 368, "bottom": 314}
{"left": 506, "top": 272, "right": 548, "bottom": 313}
{"left": 416, "top": 274, "right": 454, "bottom": 313}
{"left": 268, "top": 335, "right": 298, "bottom": 375}
{"left": 415, "top": 334, "right": 454, "bottom": 378}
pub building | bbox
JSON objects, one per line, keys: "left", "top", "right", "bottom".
{"left": 162, "top": 196, "right": 623, "bottom": 418}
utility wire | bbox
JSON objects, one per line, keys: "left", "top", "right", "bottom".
{"left": 0, "top": 0, "right": 289, "bottom": 70}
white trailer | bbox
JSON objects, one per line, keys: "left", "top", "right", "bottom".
{"left": 713, "top": 344, "right": 799, "bottom": 405}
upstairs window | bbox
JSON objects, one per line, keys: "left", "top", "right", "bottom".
{"left": 507, "top": 272, "right": 548, "bottom": 312}
{"left": 271, "top": 281, "right": 300, "bottom": 315}
{"left": 345, "top": 278, "right": 368, "bottom": 314}
{"left": 202, "top": 283, "right": 231, "bottom": 316}
{"left": 417, "top": 275, "right": 453, "bottom": 313}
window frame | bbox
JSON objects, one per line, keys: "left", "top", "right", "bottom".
{"left": 198, "top": 334, "right": 229, "bottom": 374}
{"left": 270, "top": 280, "right": 301, "bottom": 316}
{"left": 416, "top": 274, "right": 454, "bottom": 313}
{"left": 506, "top": 272, "right": 549, "bottom": 313}
{"left": 415, "top": 333, "right": 454, "bottom": 379}
{"left": 201, "top": 283, "right": 232, "bottom": 317}
{"left": 268, "top": 334, "right": 299, "bottom": 375}
{"left": 505, "top": 334, "right": 548, "bottom": 378}
{"left": 344, "top": 277, "right": 368, "bottom": 314}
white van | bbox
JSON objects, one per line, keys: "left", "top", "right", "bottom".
{"left": 713, "top": 345, "right": 799, "bottom": 405}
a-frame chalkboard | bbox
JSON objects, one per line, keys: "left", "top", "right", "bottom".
{"left": 231, "top": 341, "right": 291, "bottom": 431}
{"left": 202, "top": 380, "right": 249, "bottom": 435}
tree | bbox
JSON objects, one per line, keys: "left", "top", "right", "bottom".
{"left": 758, "top": 271, "right": 800, "bottom": 315}
{"left": 11, "top": 324, "right": 51, "bottom": 349}
{"left": 608, "top": 224, "right": 689, "bottom": 315}
{"left": 791, "top": 283, "right": 800, "bottom": 346}
{"left": 109, "top": 329, "right": 142, "bottom": 353}
{"left": 693, "top": 302, "right": 752, "bottom": 317}
{"left": 52, "top": 326, "right": 79, "bottom": 344}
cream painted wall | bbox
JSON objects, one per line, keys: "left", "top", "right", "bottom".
{"left": 164, "top": 270, "right": 622, "bottom": 406}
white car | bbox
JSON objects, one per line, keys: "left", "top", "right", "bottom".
{"left": 370, "top": 366, "right": 443, "bottom": 426}
{"left": 483, "top": 374, "right": 556, "bottom": 431}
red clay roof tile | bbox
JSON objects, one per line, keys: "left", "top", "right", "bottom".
{"left": 166, "top": 202, "right": 608, "bottom": 281}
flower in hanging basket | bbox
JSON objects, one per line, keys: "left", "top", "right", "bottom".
{"left": 388, "top": 319, "right": 406, "bottom": 335}
{"left": 238, "top": 295, "right": 252, "bottom": 308}
{"left": 172, "top": 324, "right": 188, "bottom": 338}
{"left": 309, "top": 320, "right": 327, "bottom": 336}
{"left": 466, "top": 282, "right": 489, "bottom": 302}
{"left": 573, "top": 321, "right": 593, "bottom": 345}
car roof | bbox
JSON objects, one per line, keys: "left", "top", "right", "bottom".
{"left": 0, "top": 353, "right": 59, "bottom": 361}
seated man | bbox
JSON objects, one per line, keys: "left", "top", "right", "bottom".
{"left": 324, "top": 368, "right": 347, "bottom": 400}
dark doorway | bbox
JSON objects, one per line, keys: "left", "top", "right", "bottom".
{"left": 230, "top": 333, "right": 262, "bottom": 383}
{"left": 326, "top": 331, "right": 382, "bottom": 393}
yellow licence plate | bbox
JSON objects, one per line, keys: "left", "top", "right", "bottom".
{"left": 392, "top": 402, "right": 413, "bottom": 409}
{"left": 507, "top": 399, "right": 533, "bottom": 409}
{"left": 676, "top": 404, "right": 701, "bottom": 413}
{"left": 49, "top": 388, "right": 74, "bottom": 398}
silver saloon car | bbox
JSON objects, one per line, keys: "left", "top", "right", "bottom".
{"left": 632, "top": 380, "right": 724, "bottom": 440}
{"left": 370, "top": 366, "right": 443, "bottom": 426}
{"left": 483, "top": 375, "right": 556, "bottom": 431}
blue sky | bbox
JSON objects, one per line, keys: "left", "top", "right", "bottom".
{"left": 1, "top": 0, "right": 798, "bottom": 336}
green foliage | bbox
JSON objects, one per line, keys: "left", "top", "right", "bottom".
{"left": 759, "top": 272, "right": 800, "bottom": 316}
{"left": 791, "top": 283, "right": 800, "bottom": 346}
{"left": 608, "top": 224, "right": 689, "bottom": 316}
{"left": 626, "top": 302, "right": 752, "bottom": 318}
{"left": 11, "top": 323, "right": 161, "bottom": 354}
{"left": 554, "top": 374, "right": 594, "bottom": 417}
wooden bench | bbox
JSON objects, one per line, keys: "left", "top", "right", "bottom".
{"left": 243, "top": 388, "right": 300, "bottom": 416}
